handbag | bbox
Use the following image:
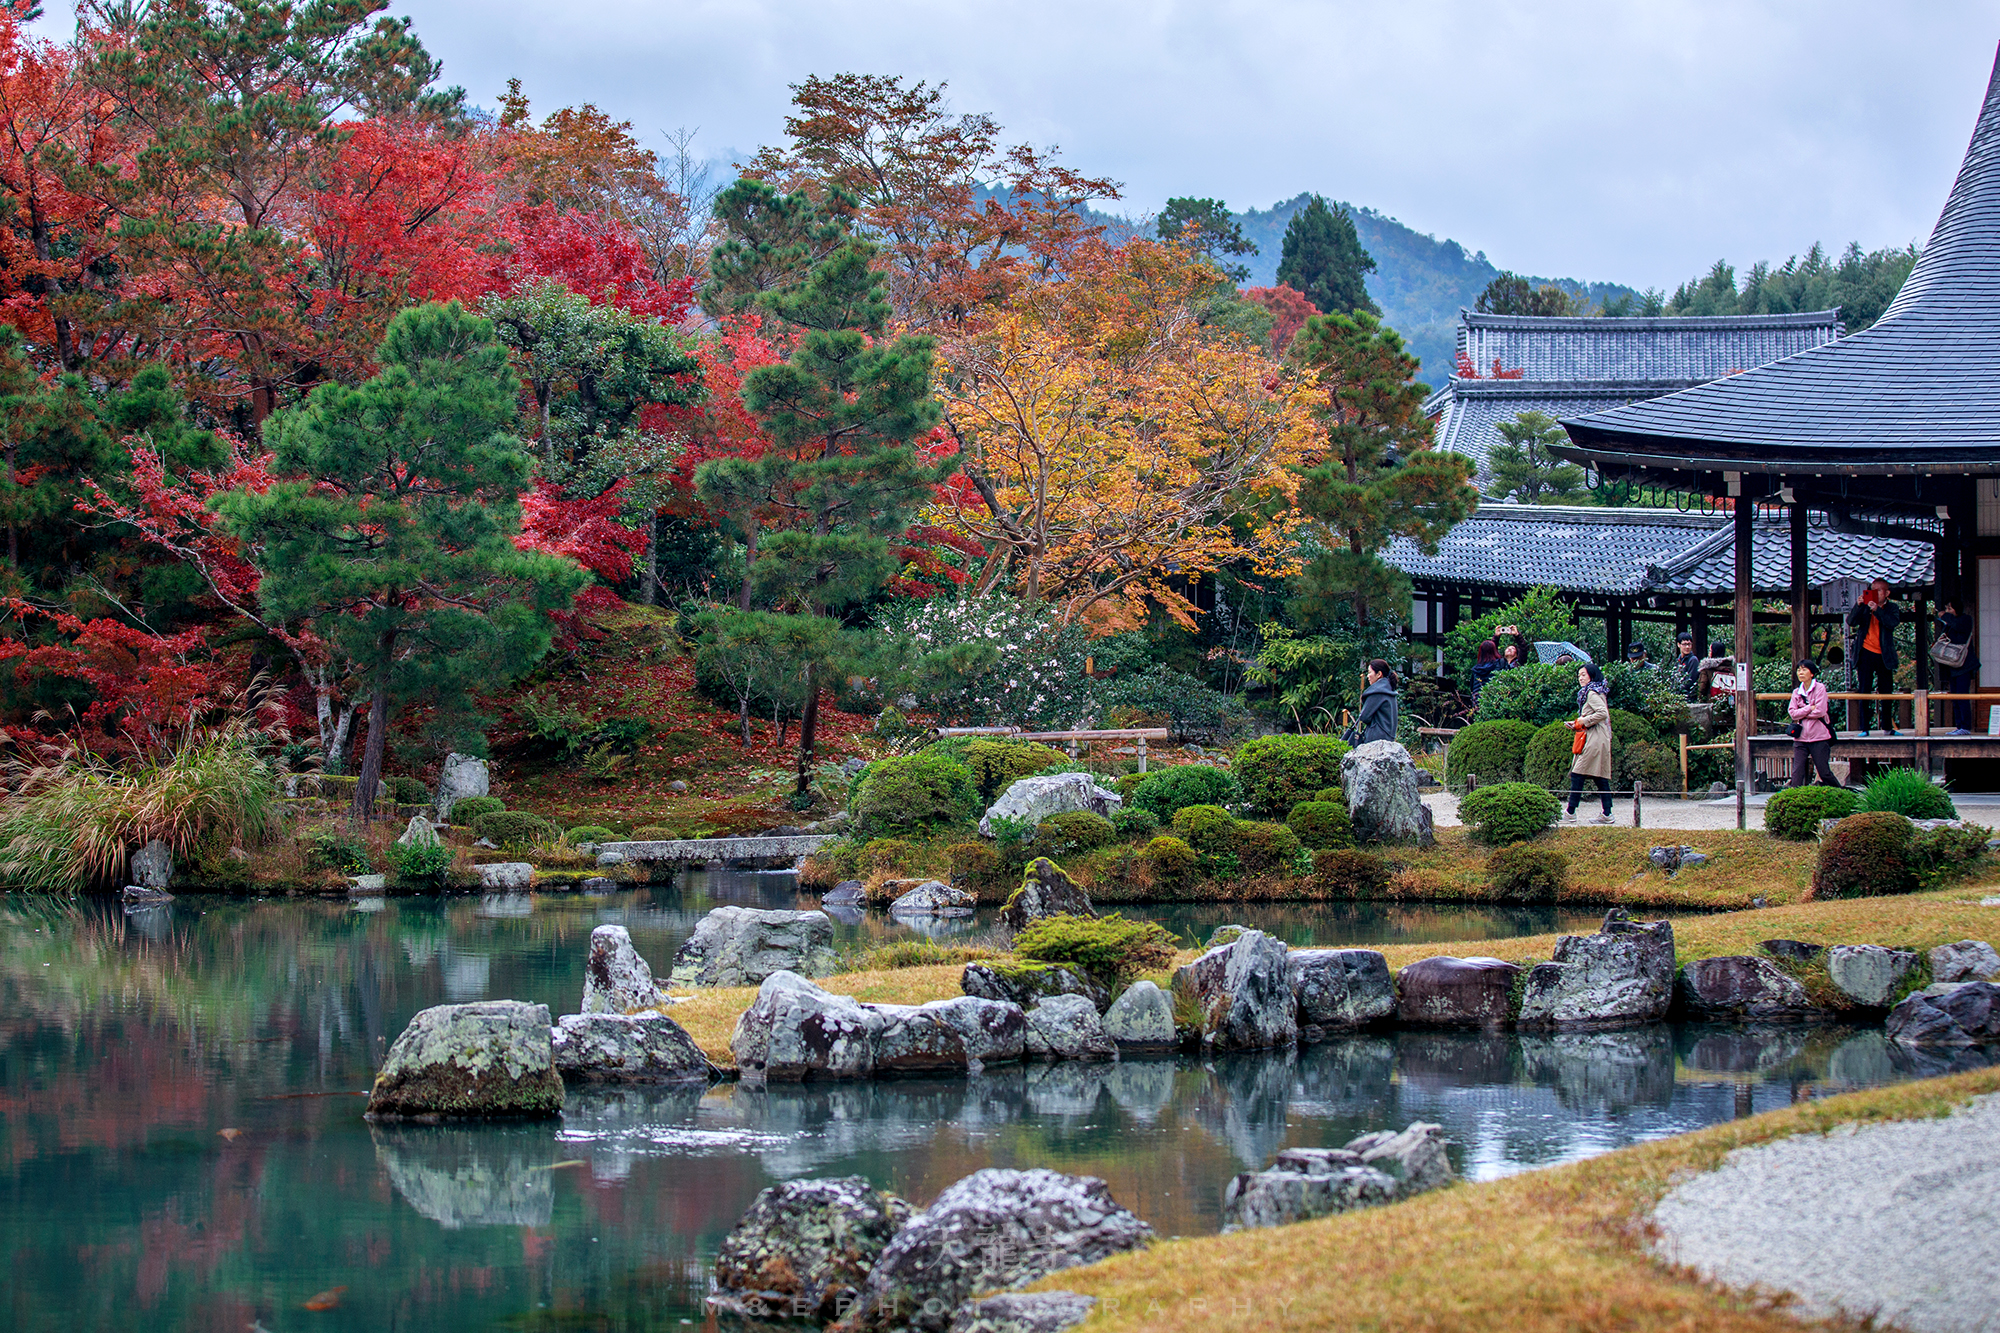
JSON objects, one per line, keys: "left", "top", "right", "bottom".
{"left": 1571, "top": 725, "right": 1587, "bottom": 756}
{"left": 1931, "top": 637, "right": 1971, "bottom": 669}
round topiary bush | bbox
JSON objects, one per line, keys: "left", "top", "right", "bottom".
{"left": 1486, "top": 843, "right": 1569, "bottom": 902}
{"left": 449, "top": 795, "right": 505, "bottom": 825}
{"left": 849, "top": 752, "right": 977, "bottom": 836}
{"left": 1766, "top": 786, "right": 1860, "bottom": 840}
{"left": 1128, "top": 765, "right": 1241, "bottom": 821}
{"left": 1232, "top": 820, "right": 1304, "bottom": 874}
{"left": 1858, "top": 767, "right": 1957, "bottom": 820}
{"left": 1811, "top": 810, "right": 1915, "bottom": 899}
{"left": 860, "top": 838, "right": 918, "bottom": 873}
{"left": 1446, "top": 719, "right": 1538, "bottom": 787}
{"left": 1170, "top": 803, "right": 1238, "bottom": 855}
{"left": 1141, "top": 835, "right": 1199, "bottom": 890}
{"left": 1618, "top": 740, "right": 1683, "bottom": 796}
{"left": 1033, "top": 811, "right": 1118, "bottom": 857}
{"left": 1457, "top": 781, "right": 1561, "bottom": 845}
{"left": 1312, "top": 848, "right": 1390, "bottom": 897}
{"left": 473, "top": 810, "right": 559, "bottom": 846}
{"left": 1607, "top": 709, "right": 1654, "bottom": 747}
{"left": 1522, "top": 720, "right": 1576, "bottom": 792}
{"left": 1234, "top": 734, "right": 1350, "bottom": 817}
{"left": 387, "top": 775, "right": 430, "bottom": 805}
{"left": 1287, "top": 800, "right": 1355, "bottom": 850}
{"left": 1110, "top": 806, "right": 1159, "bottom": 839}
{"left": 565, "top": 824, "right": 616, "bottom": 845}
{"left": 1013, "top": 912, "right": 1178, "bottom": 984}
{"left": 630, "top": 824, "right": 678, "bottom": 841}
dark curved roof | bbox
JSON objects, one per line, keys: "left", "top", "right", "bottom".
{"left": 1560, "top": 46, "right": 2000, "bottom": 476}
{"left": 1459, "top": 309, "right": 1840, "bottom": 382}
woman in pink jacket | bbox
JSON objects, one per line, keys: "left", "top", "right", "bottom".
{"left": 1787, "top": 661, "right": 1839, "bottom": 787}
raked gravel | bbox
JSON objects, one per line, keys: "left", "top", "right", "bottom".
{"left": 1651, "top": 1093, "right": 2000, "bottom": 1332}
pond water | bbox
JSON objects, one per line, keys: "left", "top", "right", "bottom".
{"left": 2, "top": 879, "right": 1987, "bottom": 1332}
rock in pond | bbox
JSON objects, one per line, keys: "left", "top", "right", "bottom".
{"left": 1826, "top": 944, "right": 1920, "bottom": 1007}
{"left": 733, "top": 973, "right": 884, "bottom": 1081}
{"left": 1886, "top": 981, "right": 2000, "bottom": 1047}
{"left": 1221, "top": 1122, "right": 1453, "bottom": 1232}
{"left": 1172, "top": 929, "right": 1298, "bottom": 1052}
{"left": 1288, "top": 948, "right": 1395, "bottom": 1036}
{"left": 671, "top": 905, "right": 837, "bottom": 987}
{"left": 550, "top": 1012, "right": 715, "bottom": 1083}
{"left": 1340, "top": 740, "right": 1434, "bottom": 846}
{"left": 129, "top": 839, "right": 173, "bottom": 890}
{"left": 1930, "top": 939, "right": 2000, "bottom": 984}
{"left": 823, "top": 880, "right": 867, "bottom": 907}
{"left": 978, "top": 773, "right": 1122, "bottom": 839}
{"left": 921, "top": 995, "right": 1026, "bottom": 1067}
{"left": 1395, "top": 956, "right": 1521, "bottom": 1028}
{"left": 120, "top": 885, "right": 173, "bottom": 906}
{"left": 581, "top": 924, "right": 670, "bottom": 1014}
{"left": 1517, "top": 911, "right": 1675, "bottom": 1028}
{"left": 1024, "top": 995, "right": 1116, "bottom": 1061}
{"left": 948, "top": 1293, "right": 1098, "bottom": 1333}
{"left": 1101, "top": 980, "right": 1177, "bottom": 1050}
{"left": 870, "top": 1005, "right": 971, "bottom": 1073}
{"left": 835, "top": 1168, "right": 1152, "bottom": 1333}
{"left": 366, "top": 1000, "right": 564, "bottom": 1120}
{"left": 889, "top": 880, "right": 977, "bottom": 918}
{"left": 475, "top": 861, "right": 533, "bottom": 890}
{"left": 713, "top": 1176, "right": 913, "bottom": 1322}
{"left": 434, "top": 752, "right": 489, "bottom": 822}
{"left": 370, "top": 1124, "right": 557, "bottom": 1228}
{"left": 1674, "top": 956, "right": 1816, "bottom": 1022}
{"left": 998, "top": 857, "right": 1097, "bottom": 931}
{"left": 962, "top": 960, "right": 1110, "bottom": 1013}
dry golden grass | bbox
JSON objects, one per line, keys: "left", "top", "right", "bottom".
{"left": 1384, "top": 825, "right": 1819, "bottom": 909}
{"left": 1033, "top": 1064, "right": 2000, "bottom": 1332}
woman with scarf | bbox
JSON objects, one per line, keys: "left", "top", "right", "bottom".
{"left": 1786, "top": 661, "right": 1838, "bottom": 786}
{"left": 1359, "top": 659, "right": 1400, "bottom": 743}
{"left": 1563, "top": 662, "right": 1615, "bottom": 824}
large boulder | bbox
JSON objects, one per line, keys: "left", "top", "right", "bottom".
{"left": 1171, "top": 930, "right": 1298, "bottom": 1052}
{"left": 434, "top": 752, "right": 489, "bottom": 822}
{"left": 732, "top": 973, "right": 884, "bottom": 1081}
{"left": 834, "top": 1169, "right": 1152, "bottom": 1333}
{"left": 998, "top": 858, "right": 1096, "bottom": 932}
{"left": 129, "top": 839, "right": 173, "bottom": 890}
{"left": 921, "top": 996, "right": 1026, "bottom": 1068}
{"left": 962, "top": 960, "right": 1110, "bottom": 1014}
{"left": 947, "top": 1293, "right": 1097, "bottom": 1333}
{"left": 581, "top": 924, "right": 669, "bottom": 1014}
{"left": 1674, "top": 956, "right": 1816, "bottom": 1021}
{"left": 549, "top": 1012, "right": 716, "bottom": 1083}
{"left": 366, "top": 1001, "right": 564, "bottom": 1119}
{"left": 1517, "top": 912, "right": 1676, "bottom": 1028}
{"left": 978, "top": 774, "right": 1121, "bottom": 839}
{"left": 1288, "top": 948, "right": 1395, "bottom": 1037}
{"left": 1101, "top": 980, "right": 1177, "bottom": 1051}
{"left": 395, "top": 815, "right": 442, "bottom": 848}
{"left": 1825, "top": 944, "right": 1919, "bottom": 1007}
{"left": 823, "top": 880, "right": 868, "bottom": 907}
{"left": 1024, "top": 995, "right": 1117, "bottom": 1061}
{"left": 1929, "top": 939, "right": 2000, "bottom": 984}
{"left": 1221, "top": 1122, "right": 1453, "bottom": 1231}
{"left": 1339, "top": 740, "right": 1434, "bottom": 846}
{"left": 476, "top": 862, "right": 533, "bottom": 890}
{"left": 1395, "top": 956, "right": 1521, "bottom": 1028}
{"left": 670, "top": 906, "right": 838, "bottom": 987}
{"left": 1885, "top": 981, "right": 2000, "bottom": 1047}
{"left": 870, "top": 1005, "right": 971, "bottom": 1074}
{"left": 889, "top": 880, "right": 977, "bottom": 918}
{"left": 712, "top": 1176, "right": 913, "bottom": 1322}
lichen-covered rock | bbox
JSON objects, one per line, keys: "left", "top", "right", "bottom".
{"left": 434, "top": 752, "right": 489, "bottom": 822}
{"left": 1674, "top": 956, "right": 1816, "bottom": 1021}
{"left": 978, "top": 773, "right": 1121, "bottom": 838}
{"left": 1171, "top": 930, "right": 1298, "bottom": 1052}
{"left": 889, "top": 880, "right": 977, "bottom": 917}
{"left": 128, "top": 839, "right": 173, "bottom": 889}
{"left": 366, "top": 1001, "right": 564, "bottom": 1119}
{"left": 1395, "top": 956, "right": 1521, "bottom": 1028}
{"left": 549, "top": 1012, "right": 716, "bottom": 1083}
{"left": 395, "top": 815, "right": 442, "bottom": 848}
{"left": 870, "top": 1005, "right": 971, "bottom": 1073}
{"left": 823, "top": 881, "right": 868, "bottom": 907}
{"left": 1885, "top": 981, "right": 2000, "bottom": 1047}
{"left": 1220, "top": 1121, "right": 1453, "bottom": 1231}
{"left": 1761, "top": 938, "right": 1824, "bottom": 965}
{"left": 962, "top": 960, "right": 1110, "bottom": 1014}
{"left": 733, "top": 972, "right": 884, "bottom": 1081}
{"left": 1024, "top": 995, "right": 1117, "bottom": 1061}
{"left": 1339, "top": 740, "right": 1434, "bottom": 846}
{"left": 712, "top": 1176, "right": 913, "bottom": 1322}
{"left": 920, "top": 996, "right": 1026, "bottom": 1067}
{"left": 947, "top": 1293, "right": 1097, "bottom": 1333}
{"left": 1101, "top": 980, "right": 1176, "bottom": 1050}
{"left": 581, "top": 924, "right": 669, "bottom": 1014}
{"left": 670, "top": 906, "right": 838, "bottom": 987}
{"left": 998, "top": 858, "right": 1096, "bottom": 932}
{"left": 476, "top": 861, "right": 533, "bottom": 890}
{"left": 834, "top": 1169, "right": 1152, "bottom": 1333}
{"left": 1825, "top": 944, "right": 1920, "bottom": 1007}
{"left": 1344, "top": 1121, "right": 1454, "bottom": 1195}
{"left": 1929, "top": 939, "right": 2000, "bottom": 984}
{"left": 1288, "top": 948, "right": 1395, "bottom": 1036}
{"left": 1517, "top": 913, "right": 1676, "bottom": 1028}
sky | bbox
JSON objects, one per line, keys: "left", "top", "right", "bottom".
{"left": 39, "top": 0, "right": 2000, "bottom": 289}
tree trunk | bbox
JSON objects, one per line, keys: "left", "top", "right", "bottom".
{"left": 5, "top": 438, "right": 16, "bottom": 566}
{"left": 739, "top": 692, "right": 751, "bottom": 748}
{"left": 640, "top": 514, "right": 660, "bottom": 605}
{"left": 738, "top": 525, "right": 758, "bottom": 611}
{"left": 794, "top": 664, "right": 819, "bottom": 797}
{"left": 350, "top": 645, "right": 394, "bottom": 823}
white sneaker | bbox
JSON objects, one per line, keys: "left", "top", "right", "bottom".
{"left": 1560, "top": 810, "right": 1577, "bottom": 823}
{"left": 1589, "top": 814, "right": 1615, "bottom": 825}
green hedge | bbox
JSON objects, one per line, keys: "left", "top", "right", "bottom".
{"left": 1286, "top": 800, "right": 1355, "bottom": 850}
{"left": 1447, "top": 719, "right": 1538, "bottom": 787}
{"left": 1458, "top": 782, "right": 1560, "bottom": 845}
{"left": 1128, "top": 765, "right": 1240, "bottom": 821}
{"left": 1522, "top": 721, "right": 1576, "bottom": 792}
{"left": 1033, "top": 811, "right": 1117, "bottom": 857}
{"left": 1811, "top": 811, "right": 1915, "bottom": 899}
{"left": 1013, "top": 912, "right": 1178, "bottom": 984}
{"left": 1766, "top": 786, "right": 1859, "bottom": 840}
{"left": 473, "top": 810, "right": 559, "bottom": 846}
{"left": 449, "top": 795, "right": 505, "bottom": 824}
{"left": 1859, "top": 768, "right": 1957, "bottom": 820}
{"left": 1234, "top": 734, "right": 1349, "bottom": 817}
{"left": 850, "top": 753, "right": 977, "bottom": 835}
{"left": 1486, "top": 843, "right": 1568, "bottom": 902}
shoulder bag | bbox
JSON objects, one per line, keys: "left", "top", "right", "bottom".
{"left": 1930, "top": 637, "right": 1971, "bottom": 669}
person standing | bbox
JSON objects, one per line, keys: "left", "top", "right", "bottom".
{"left": 1470, "top": 640, "right": 1501, "bottom": 696}
{"left": 1787, "top": 661, "right": 1838, "bottom": 786}
{"left": 1846, "top": 578, "right": 1901, "bottom": 736}
{"left": 1359, "top": 659, "right": 1400, "bottom": 743}
{"left": 1563, "top": 662, "right": 1615, "bottom": 824}
{"left": 1673, "top": 634, "right": 1702, "bottom": 699}
{"left": 1935, "top": 598, "right": 1979, "bottom": 735}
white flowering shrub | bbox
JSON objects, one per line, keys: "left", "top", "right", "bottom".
{"left": 881, "top": 596, "right": 1103, "bottom": 727}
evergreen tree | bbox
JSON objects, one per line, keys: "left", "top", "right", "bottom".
{"left": 1487, "top": 410, "right": 1585, "bottom": 502}
{"left": 1156, "top": 196, "right": 1257, "bottom": 282}
{"left": 1285, "top": 311, "right": 1476, "bottom": 630}
{"left": 1473, "top": 272, "right": 1587, "bottom": 317}
{"left": 219, "top": 302, "right": 586, "bottom": 821}
{"left": 1276, "top": 196, "right": 1379, "bottom": 318}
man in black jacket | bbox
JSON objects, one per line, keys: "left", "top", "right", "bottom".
{"left": 1847, "top": 579, "right": 1901, "bottom": 736}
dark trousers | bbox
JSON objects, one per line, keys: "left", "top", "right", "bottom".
{"left": 1950, "top": 669, "right": 1975, "bottom": 731}
{"left": 1568, "top": 772, "right": 1612, "bottom": 816}
{"left": 1790, "top": 738, "right": 1837, "bottom": 787}
{"left": 1855, "top": 650, "right": 1894, "bottom": 731}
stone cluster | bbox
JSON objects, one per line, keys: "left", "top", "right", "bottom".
{"left": 1222, "top": 1122, "right": 1454, "bottom": 1231}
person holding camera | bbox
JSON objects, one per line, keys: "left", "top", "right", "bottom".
{"left": 1846, "top": 579, "right": 1901, "bottom": 736}
{"left": 1786, "top": 661, "right": 1838, "bottom": 786}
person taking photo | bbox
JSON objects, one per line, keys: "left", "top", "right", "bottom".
{"left": 1846, "top": 579, "right": 1901, "bottom": 736}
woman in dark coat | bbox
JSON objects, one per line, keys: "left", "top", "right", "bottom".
{"left": 1936, "top": 599, "right": 1980, "bottom": 734}
{"left": 1359, "top": 659, "right": 1400, "bottom": 744}
{"left": 1470, "top": 640, "right": 1501, "bottom": 695}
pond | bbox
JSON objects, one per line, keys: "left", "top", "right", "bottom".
{"left": 1, "top": 880, "right": 1984, "bottom": 1332}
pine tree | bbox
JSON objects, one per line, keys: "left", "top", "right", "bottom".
{"left": 219, "top": 302, "right": 586, "bottom": 821}
{"left": 1488, "top": 410, "right": 1585, "bottom": 502}
{"left": 1276, "top": 196, "right": 1379, "bottom": 318}
{"left": 1156, "top": 197, "right": 1257, "bottom": 282}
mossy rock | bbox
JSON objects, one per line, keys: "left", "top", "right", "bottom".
{"left": 365, "top": 1001, "right": 564, "bottom": 1120}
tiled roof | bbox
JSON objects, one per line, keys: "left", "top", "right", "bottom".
{"left": 1429, "top": 379, "right": 1703, "bottom": 474}
{"left": 1460, "top": 310, "right": 1842, "bottom": 382}
{"left": 1380, "top": 503, "right": 1934, "bottom": 597}
{"left": 1561, "top": 46, "right": 2000, "bottom": 474}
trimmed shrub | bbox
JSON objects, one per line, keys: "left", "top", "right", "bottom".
{"left": 1766, "top": 786, "right": 1860, "bottom": 840}
{"left": 927, "top": 737, "right": 1072, "bottom": 805}
{"left": 1128, "top": 765, "right": 1241, "bottom": 821}
{"left": 1910, "top": 822, "right": 1990, "bottom": 887}
{"left": 1619, "top": 741, "right": 1683, "bottom": 796}
{"left": 1234, "top": 735, "right": 1350, "bottom": 817}
{"left": 448, "top": 795, "right": 504, "bottom": 825}
{"left": 1607, "top": 708, "right": 1654, "bottom": 747}
{"left": 947, "top": 840, "right": 1005, "bottom": 894}
{"left": 388, "top": 838, "right": 454, "bottom": 888}
{"left": 1013, "top": 912, "right": 1178, "bottom": 984}
{"left": 1446, "top": 719, "right": 1537, "bottom": 787}
{"left": 1859, "top": 767, "right": 1957, "bottom": 820}
{"left": 1458, "top": 782, "right": 1560, "bottom": 845}
{"left": 1313, "top": 848, "right": 1390, "bottom": 897}
{"left": 1811, "top": 810, "right": 1915, "bottom": 899}
{"left": 860, "top": 838, "right": 918, "bottom": 873}
{"left": 1286, "top": 800, "right": 1354, "bottom": 850}
{"left": 1233, "top": 820, "right": 1303, "bottom": 875}
{"left": 1033, "top": 811, "right": 1118, "bottom": 857}
{"left": 850, "top": 752, "right": 977, "bottom": 835}
{"left": 1170, "top": 804, "right": 1237, "bottom": 855}
{"left": 1141, "top": 835, "right": 1199, "bottom": 890}
{"left": 1111, "top": 772, "right": 1150, "bottom": 799}
{"left": 1110, "top": 806, "right": 1159, "bottom": 839}
{"left": 1473, "top": 664, "right": 1582, "bottom": 728}
{"left": 1486, "top": 843, "right": 1568, "bottom": 902}
{"left": 1522, "top": 721, "right": 1576, "bottom": 792}
{"left": 565, "top": 824, "right": 616, "bottom": 845}
{"left": 630, "top": 823, "right": 679, "bottom": 841}
{"left": 473, "top": 810, "right": 559, "bottom": 846}
{"left": 387, "top": 775, "right": 430, "bottom": 805}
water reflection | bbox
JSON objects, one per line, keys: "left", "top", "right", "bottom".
{"left": 373, "top": 1123, "right": 560, "bottom": 1227}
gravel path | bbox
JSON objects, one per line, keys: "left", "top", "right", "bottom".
{"left": 1426, "top": 790, "right": 1765, "bottom": 831}
{"left": 1651, "top": 1093, "right": 2000, "bottom": 1332}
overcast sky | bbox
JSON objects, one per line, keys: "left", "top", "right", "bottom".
{"left": 43, "top": 1, "right": 2000, "bottom": 288}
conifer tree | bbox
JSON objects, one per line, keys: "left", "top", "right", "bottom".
{"left": 219, "top": 302, "right": 585, "bottom": 821}
{"left": 1488, "top": 410, "right": 1585, "bottom": 502}
{"left": 1276, "top": 196, "right": 1379, "bottom": 318}
{"left": 1156, "top": 197, "right": 1257, "bottom": 281}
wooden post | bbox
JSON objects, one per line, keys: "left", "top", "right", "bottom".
{"left": 1736, "top": 777, "right": 1747, "bottom": 831}
{"left": 1680, "top": 733, "right": 1689, "bottom": 793}
{"left": 1789, "top": 501, "right": 1810, "bottom": 670}
{"left": 1633, "top": 779, "right": 1643, "bottom": 828}
{"left": 1733, "top": 490, "right": 1755, "bottom": 794}
{"left": 1915, "top": 687, "right": 1931, "bottom": 775}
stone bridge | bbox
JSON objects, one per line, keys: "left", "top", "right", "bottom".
{"left": 595, "top": 834, "right": 836, "bottom": 872}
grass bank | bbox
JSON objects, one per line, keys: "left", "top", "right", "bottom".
{"left": 1030, "top": 1063, "right": 2000, "bottom": 1332}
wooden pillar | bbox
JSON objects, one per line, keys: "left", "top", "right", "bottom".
{"left": 1444, "top": 591, "right": 1461, "bottom": 633}
{"left": 1789, "top": 501, "right": 1810, "bottom": 669}
{"left": 1733, "top": 492, "right": 1755, "bottom": 788}
{"left": 1694, "top": 603, "right": 1711, "bottom": 656}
